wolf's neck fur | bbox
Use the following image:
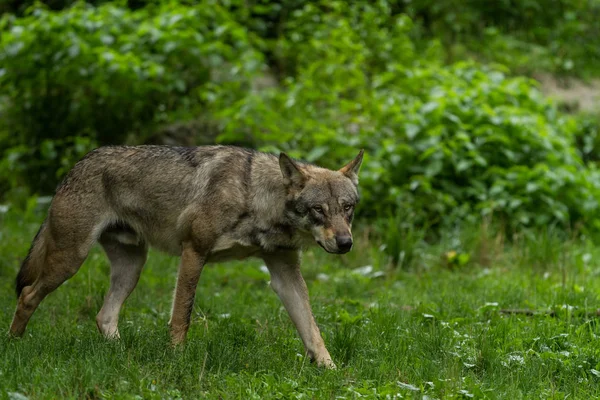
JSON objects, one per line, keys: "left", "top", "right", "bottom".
{"left": 237, "top": 152, "right": 311, "bottom": 252}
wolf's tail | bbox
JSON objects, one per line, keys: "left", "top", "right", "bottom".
{"left": 16, "top": 221, "right": 48, "bottom": 298}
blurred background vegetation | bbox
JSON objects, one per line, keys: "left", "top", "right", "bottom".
{"left": 1, "top": 0, "right": 600, "bottom": 255}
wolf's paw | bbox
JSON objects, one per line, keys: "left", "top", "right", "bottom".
{"left": 314, "top": 355, "right": 337, "bottom": 369}
{"left": 96, "top": 316, "right": 120, "bottom": 339}
{"left": 7, "top": 330, "right": 23, "bottom": 339}
{"left": 169, "top": 325, "right": 188, "bottom": 346}
{"left": 103, "top": 330, "right": 121, "bottom": 340}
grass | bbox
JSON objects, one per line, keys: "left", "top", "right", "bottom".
{"left": 2, "top": 209, "right": 600, "bottom": 399}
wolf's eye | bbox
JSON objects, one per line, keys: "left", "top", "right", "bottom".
{"left": 344, "top": 204, "right": 353, "bottom": 211}
{"left": 312, "top": 205, "right": 324, "bottom": 213}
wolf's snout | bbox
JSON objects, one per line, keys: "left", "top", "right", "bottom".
{"left": 335, "top": 236, "right": 353, "bottom": 253}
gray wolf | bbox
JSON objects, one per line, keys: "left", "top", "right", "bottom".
{"left": 9, "top": 145, "right": 364, "bottom": 368}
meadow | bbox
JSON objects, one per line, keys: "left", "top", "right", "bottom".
{"left": 2, "top": 1, "right": 600, "bottom": 399}
{"left": 2, "top": 209, "right": 600, "bottom": 399}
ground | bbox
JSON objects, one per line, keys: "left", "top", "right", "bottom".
{"left": 1, "top": 212, "right": 600, "bottom": 399}
{"left": 536, "top": 73, "right": 600, "bottom": 113}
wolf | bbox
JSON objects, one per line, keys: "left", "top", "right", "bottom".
{"left": 9, "top": 145, "right": 363, "bottom": 368}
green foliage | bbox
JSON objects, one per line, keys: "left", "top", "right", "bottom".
{"left": 217, "top": 0, "right": 600, "bottom": 233}
{"left": 0, "top": 0, "right": 152, "bottom": 15}
{"left": 403, "top": 0, "right": 600, "bottom": 77}
{"left": 373, "top": 210, "right": 428, "bottom": 269}
{"left": 0, "top": 1, "right": 263, "bottom": 194}
{"left": 574, "top": 113, "right": 600, "bottom": 164}
{"left": 1, "top": 0, "right": 600, "bottom": 237}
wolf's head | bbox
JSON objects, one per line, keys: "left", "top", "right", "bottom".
{"left": 280, "top": 150, "right": 364, "bottom": 254}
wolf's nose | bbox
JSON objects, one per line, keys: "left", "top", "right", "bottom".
{"left": 336, "top": 236, "right": 353, "bottom": 253}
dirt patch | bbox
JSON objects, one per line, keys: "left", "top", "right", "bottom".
{"left": 535, "top": 73, "right": 600, "bottom": 112}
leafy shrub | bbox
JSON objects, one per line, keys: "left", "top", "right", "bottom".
{"left": 402, "top": 0, "right": 600, "bottom": 77}
{"left": 0, "top": 0, "right": 152, "bottom": 15}
{"left": 2, "top": 0, "right": 600, "bottom": 241}
{"left": 573, "top": 113, "right": 600, "bottom": 164}
{"left": 0, "top": 1, "right": 263, "bottom": 194}
{"left": 217, "top": 0, "right": 600, "bottom": 233}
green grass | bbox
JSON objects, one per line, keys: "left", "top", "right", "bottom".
{"left": 2, "top": 210, "right": 600, "bottom": 399}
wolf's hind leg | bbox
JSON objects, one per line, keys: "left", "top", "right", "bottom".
{"left": 96, "top": 235, "right": 147, "bottom": 339}
{"left": 10, "top": 233, "right": 90, "bottom": 337}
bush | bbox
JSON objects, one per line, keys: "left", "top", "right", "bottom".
{"left": 573, "top": 113, "right": 600, "bottom": 164}
{"left": 217, "top": 1, "right": 600, "bottom": 233}
{"left": 402, "top": 0, "right": 600, "bottom": 77}
{"left": 2, "top": 0, "right": 600, "bottom": 239}
{"left": 0, "top": 1, "right": 263, "bottom": 194}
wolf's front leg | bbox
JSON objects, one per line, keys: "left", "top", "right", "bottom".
{"left": 262, "top": 250, "right": 335, "bottom": 369}
{"left": 169, "top": 241, "right": 206, "bottom": 345}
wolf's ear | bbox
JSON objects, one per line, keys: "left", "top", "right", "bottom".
{"left": 339, "top": 149, "right": 364, "bottom": 185}
{"left": 279, "top": 153, "right": 306, "bottom": 189}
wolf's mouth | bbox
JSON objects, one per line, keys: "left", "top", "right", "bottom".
{"left": 316, "top": 240, "right": 347, "bottom": 254}
{"left": 316, "top": 240, "right": 332, "bottom": 252}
